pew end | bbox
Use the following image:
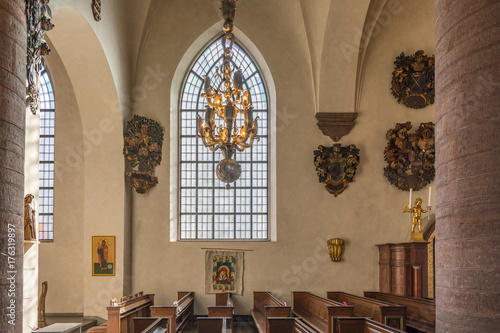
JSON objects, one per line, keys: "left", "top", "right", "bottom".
{"left": 197, "top": 317, "right": 232, "bottom": 333}
{"left": 332, "top": 317, "right": 405, "bottom": 333}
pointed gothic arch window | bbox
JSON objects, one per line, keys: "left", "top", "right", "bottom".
{"left": 39, "top": 66, "right": 55, "bottom": 240}
{"left": 179, "top": 36, "right": 269, "bottom": 240}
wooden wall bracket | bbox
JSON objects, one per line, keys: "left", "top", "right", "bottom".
{"left": 315, "top": 112, "right": 358, "bottom": 142}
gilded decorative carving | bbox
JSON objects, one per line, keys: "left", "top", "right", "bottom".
{"left": 314, "top": 144, "right": 360, "bottom": 196}
{"left": 383, "top": 122, "right": 435, "bottom": 191}
{"left": 315, "top": 112, "right": 358, "bottom": 142}
{"left": 327, "top": 238, "right": 344, "bottom": 262}
{"left": 123, "top": 115, "right": 164, "bottom": 194}
{"left": 427, "top": 231, "right": 435, "bottom": 299}
{"left": 92, "top": 0, "right": 102, "bottom": 21}
{"left": 391, "top": 50, "right": 435, "bottom": 109}
{"left": 26, "top": 0, "right": 54, "bottom": 114}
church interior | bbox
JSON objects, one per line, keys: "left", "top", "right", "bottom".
{"left": 0, "top": 0, "right": 498, "bottom": 332}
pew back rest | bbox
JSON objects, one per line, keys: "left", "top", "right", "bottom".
{"left": 215, "top": 292, "right": 233, "bottom": 307}
{"left": 133, "top": 318, "right": 171, "bottom": 333}
{"left": 106, "top": 293, "right": 155, "bottom": 333}
{"left": 253, "top": 292, "right": 291, "bottom": 317}
{"left": 333, "top": 317, "right": 404, "bottom": 333}
{"left": 292, "top": 292, "right": 354, "bottom": 333}
{"left": 364, "top": 292, "right": 435, "bottom": 332}
{"left": 197, "top": 317, "right": 232, "bottom": 333}
{"left": 294, "top": 292, "right": 350, "bottom": 322}
{"left": 208, "top": 292, "right": 233, "bottom": 317}
{"left": 253, "top": 292, "right": 285, "bottom": 311}
{"left": 327, "top": 292, "right": 406, "bottom": 330}
{"left": 150, "top": 292, "right": 195, "bottom": 333}
{"left": 267, "top": 318, "right": 319, "bottom": 333}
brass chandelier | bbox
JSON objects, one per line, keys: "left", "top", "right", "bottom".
{"left": 197, "top": 0, "right": 259, "bottom": 189}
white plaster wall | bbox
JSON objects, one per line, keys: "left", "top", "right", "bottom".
{"left": 36, "top": 0, "right": 437, "bottom": 319}
{"left": 38, "top": 42, "right": 85, "bottom": 315}
{"left": 24, "top": 101, "right": 40, "bottom": 331}
{"left": 128, "top": 0, "right": 436, "bottom": 316}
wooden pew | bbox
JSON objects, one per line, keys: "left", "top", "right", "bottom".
{"left": 364, "top": 292, "right": 435, "bottom": 333}
{"left": 326, "top": 292, "right": 406, "bottom": 331}
{"left": 267, "top": 317, "right": 318, "bottom": 333}
{"left": 136, "top": 318, "right": 171, "bottom": 333}
{"left": 150, "top": 292, "right": 195, "bottom": 333}
{"left": 292, "top": 292, "right": 354, "bottom": 333}
{"left": 207, "top": 293, "right": 234, "bottom": 330}
{"left": 197, "top": 317, "right": 233, "bottom": 333}
{"left": 332, "top": 317, "right": 405, "bottom": 333}
{"left": 251, "top": 291, "right": 291, "bottom": 333}
{"left": 87, "top": 292, "right": 155, "bottom": 333}
{"left": 133, "top": 318, "right": 159, "bottom": 333}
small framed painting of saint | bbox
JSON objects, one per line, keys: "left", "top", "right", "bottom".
{"left": 92, "top": 236, "right": 115, "bottom": 276}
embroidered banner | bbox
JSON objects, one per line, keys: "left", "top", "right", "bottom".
{"left": 205, "top": 250, "right": 244, "bottom": 295}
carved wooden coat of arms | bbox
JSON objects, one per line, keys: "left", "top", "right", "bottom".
{"left": 314, "top": 144, "right": 360, "bottom": 197}
{"left": 123, "top": 115, "right": 164, "bottom": 193}
{"left": 391, "top": 50, "right": 435, "bottom": 109}
{"left": 383, "top": 122, "right": 435, "bottom": 191}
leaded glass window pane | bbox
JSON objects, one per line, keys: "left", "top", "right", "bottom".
{"left": 179, "top": 37, "right": 269, "bottom": 240}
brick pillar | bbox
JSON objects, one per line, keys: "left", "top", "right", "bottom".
{"left": 0, "top": 0, "right": 26, "bottom": 332}
{"left": 435, "top": 1, "right": 500, "bottom": 332}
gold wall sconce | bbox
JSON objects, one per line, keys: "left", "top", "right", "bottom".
{"left": 327, "top": 238, "right": 345, "bottom": 262}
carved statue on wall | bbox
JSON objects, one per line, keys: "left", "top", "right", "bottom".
{"left": 24, "top": 194, "right": 37, "bottom": 241}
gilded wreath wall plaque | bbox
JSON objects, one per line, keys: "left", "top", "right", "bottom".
{"left": 383, "top": 122, "right": 435, "bottom": 191}
{"left": 391, "top": 50, "right": 435, "bottom": 109}
{"left": 123, "top": 115, "right": 164, "bottom": 193}
{"left": 314, "top": 144, "right": 360, "bottom": 197}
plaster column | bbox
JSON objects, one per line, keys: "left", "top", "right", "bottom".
{"left": 0, "top": 1, "right": 26, "bottom": 332}
{"left": 435, "top": 1, "right": 500, "bottom": 332}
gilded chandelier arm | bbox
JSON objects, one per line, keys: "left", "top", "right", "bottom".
{"left": 195, "top": 0, "right": 260, "bottom": 187}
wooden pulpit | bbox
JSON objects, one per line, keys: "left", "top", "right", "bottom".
{"left": 376, "top": 242, "right": 429, "bottom": 298}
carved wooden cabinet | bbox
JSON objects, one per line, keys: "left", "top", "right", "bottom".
{"left": 377, "top": 242, "right": 429, "bottom": 298}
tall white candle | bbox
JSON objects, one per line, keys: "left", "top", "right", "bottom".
{"left": 428, "top": 186, "right": 432, "bottom": 207}
{"left": 409, "top": 188, "right": 413, "bottom": 208}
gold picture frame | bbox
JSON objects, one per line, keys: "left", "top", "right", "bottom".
{"left": 92, "top": 236, "right": 115, "bottom": 276}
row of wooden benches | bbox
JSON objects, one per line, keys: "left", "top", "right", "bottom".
{"left": 250, "top": 291, "right": 435, "bottom": 333}
{"left": 86, "top": 291, "right": 195, "bottom": 333}
{"left": 86, "top": 291, "right": 235, "bottom": 333}
{"left": 86, "top": 290, "right": 434, "bottom": 333}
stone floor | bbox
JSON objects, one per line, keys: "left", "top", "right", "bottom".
{"left": 43, "top": 314, "right": 104, "bottom": 332}
{"left": 43, "top": 314, "right": 258, "bottom": 332}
